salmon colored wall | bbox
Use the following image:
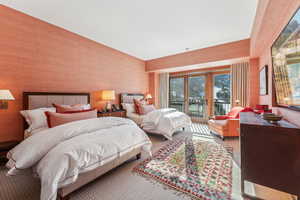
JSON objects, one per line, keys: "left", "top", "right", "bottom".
{"left": 148, "top": 72, "right": 159, "bottom": 106}
{"left": 169, "top": 65, "right": 230, "bottom": 76}
{"left": 250, "top": 0, "right": 300, "bottom": 126}
{"left": 0, "top": 6, "right": 148, "bottom": 142}
{"left": 145, "top": 39, "right": 250, "bottom": 71}
{"left": 248, "top": 58, "right": 259, "bottom": 108}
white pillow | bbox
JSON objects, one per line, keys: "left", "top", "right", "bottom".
{"left": 20, "top": 107, "right": 56, "bottom": 132}
{"left": 122, "top": 103, "right": 135, "bottom": 114}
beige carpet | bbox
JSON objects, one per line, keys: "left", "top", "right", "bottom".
{"left": 0, "top": 125, "right": 252, "bottom": 200}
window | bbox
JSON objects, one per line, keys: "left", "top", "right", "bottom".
{"left": 169, "top": 77, "right": 184, "bottom": 111}
{"left": 213, "top": 74, "right": 231, "bottom": 115}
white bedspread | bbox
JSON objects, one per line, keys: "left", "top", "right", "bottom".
{"left": 141, "top": 108, "right": 191, "bottom": 140}
{"left": 6, "top": 117, "right": 152, "bottom": 200}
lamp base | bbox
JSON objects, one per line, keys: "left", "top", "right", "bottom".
{"left": 106, "top": 102, "right": 112, "bottom": 111}
{"left": 0, "top": 101, "right": 8, "bottom": 109}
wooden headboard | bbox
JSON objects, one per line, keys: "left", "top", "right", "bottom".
{"left": 23, "top": 92, "right": 90, "bottom": 110}
{"left": 120, "top": 93, "right": 144, "bottom": 104}
{"left": 23, "top": 92, "right": 90, "bottom": 130}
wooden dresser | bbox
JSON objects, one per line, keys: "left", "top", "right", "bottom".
{"left": 240, "top": 112, "right": 300, "bottom": 199}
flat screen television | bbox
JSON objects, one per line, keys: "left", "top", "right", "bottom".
{"left": 271, "top": 6, "right": 300, "bottom": 111}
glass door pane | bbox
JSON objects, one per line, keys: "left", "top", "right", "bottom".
{"left": 213, "top": 74, "right": 231, "bottom": 115}
{"left": 169, "top": 77, "right": 185, "bottom": 112}
{"left": 188, "top": 76, "right": 206, "bottom": 119}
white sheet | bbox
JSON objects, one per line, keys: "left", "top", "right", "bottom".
{"left": 141, "top": 108, "right": 191, "bottom": 140}
{"left": 6, "top": 117, "right": 152, "bottom": 200}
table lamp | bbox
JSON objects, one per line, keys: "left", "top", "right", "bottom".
{"left": 101, "top": 90, "right": 115, "bottom": 111}
{"left": 145, "top": 93, "right": 152, "bottom": 104}
{"left": 0, "top": 90, "right": 15, "bottom": 109}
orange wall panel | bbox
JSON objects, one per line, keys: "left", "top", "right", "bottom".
{"left": 148, "top": 72, "right": 160, "bottom": 106}
{"left": 146, "top": 39, "right": 250, "bottom": 71}
{"left": 0, "top": 6, "right": 148, "bottom": 141}
{"left": 249, "top": 58, "right": 259, "bottom": 108}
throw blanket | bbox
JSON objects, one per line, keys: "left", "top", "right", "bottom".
{"left": 141, "top": 108, "right": 191, "bottom": 140}
{"left": 6, "top": 117, "right": 152, "bottom": 200}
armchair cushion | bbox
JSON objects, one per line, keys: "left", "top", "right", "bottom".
{"left": 208, "top": 119, "right": 228, "bottom": 132}
{"left": 214, "top": 115, "right": 229, "bottom": 120}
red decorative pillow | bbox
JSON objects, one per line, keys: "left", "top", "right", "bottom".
{"left": 240, "top": 107, "right": 254, "bottom": 113}
{"left": 63, "top": 108, "right": 94, "bottom": 114}
{"left": 255, "top": 104, "right": 269, "bottom": 111}
{"left": 53, "top": 103, "right": 91, "bottom": 113}
{"left": 133, "top": 99, "right": 145, "bottom": 115}
{"left": 45, "top": 109, "right": 97, "bottom": 128}
{"left": 214, "top": 115, "right": 229, "bottom": 120}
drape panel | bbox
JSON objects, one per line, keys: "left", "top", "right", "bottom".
{"left": 231, "top": 62, "right": 250, "bottom": 107}
{"left": 159, "top": 73, "right": 169, "bottom": 108}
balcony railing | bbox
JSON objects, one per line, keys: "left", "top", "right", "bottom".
{"left": 169, "top": 100, "right": 185, "bottom": 112}
{"left": 213, "top": 99, "right": 231, "bottom": 115}
{"left": 169, "top": 98, "right": 231, "bottom": 119}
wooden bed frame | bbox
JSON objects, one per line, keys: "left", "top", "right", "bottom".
{"left": 23, "top": 92, "right": 142, "bottom": 200}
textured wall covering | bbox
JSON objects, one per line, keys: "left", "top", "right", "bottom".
{"left": 145, "top": 39, "right": 250, "bottom": 71}
{"left": 0, "top": 6, "right": 148, "bottom": 141}
{"left": 148, "top": 72, "right": 159, "bottom": 106}
{"left": 250, "top": 0, "right": 300, "bottom": 126}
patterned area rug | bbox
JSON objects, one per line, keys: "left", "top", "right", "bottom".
{"left": 190, "top": 123, "right": 214, "bottom": 138}
{"left": 133, "top": 136, "right": 233, "bottom": 200}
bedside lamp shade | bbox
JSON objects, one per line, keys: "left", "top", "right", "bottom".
{"left": 145, "top": 94, "right": 152, "bottom": 99}
{"left": 0, "top": 90, "right": 15, "bottom": 109}
{"left": 102, "top": 90, "right": 115, "bottom": 101}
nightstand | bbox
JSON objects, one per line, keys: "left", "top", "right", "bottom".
{"left": 0, "top": 140, "right": 19, "bottom": 163}
{"left": 97, "top": 110, "right": 126, "bottom": 118}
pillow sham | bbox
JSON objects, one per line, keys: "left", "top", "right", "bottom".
{"left": 20, "top": 107, "right": 56, "bottom": 132}
{"left": 53, "top": 103, "right": 91, "bottom": 113}
{"left": 45, "top": 109, "right": 97, "bottom": 128}
{"left": 133, "top": 99, "right": 146, "bottom": 115}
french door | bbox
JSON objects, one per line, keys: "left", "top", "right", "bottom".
{"left": 169, "top": 71, "right": 231, "bottom": 122}
{"left": 187, "top": 76, "right": 207, "bottom": 121}
{"left": 169, "top": 75, "right": 207, "bottom": 121}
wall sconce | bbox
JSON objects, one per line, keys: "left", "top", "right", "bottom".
{"left": 0, "top": 90, "right": 15, "bottom": 109}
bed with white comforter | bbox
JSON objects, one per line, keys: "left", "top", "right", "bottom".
{"left": 125, "top": 106, "right": 192, "bottom": 140}
{"left": 141, "top": 108, "right": 191, "bottom": 140}
{"left": 6, "top": 117, "right": 152, "bottom": 200}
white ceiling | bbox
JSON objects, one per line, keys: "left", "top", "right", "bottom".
{"left": 2, "top": 0, "right": 258, "bottom": 60}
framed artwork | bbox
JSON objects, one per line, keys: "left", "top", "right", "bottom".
{"left": 271, "top": 6, "right": 300, "bottom": 111}
{"left": 260, "top": 65, "right": 268, "bottom": 95}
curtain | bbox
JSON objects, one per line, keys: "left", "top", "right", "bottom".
{"left": 231, "top": 62, "right": 250, "bottom": 107}
{"left": 159, "top": 73, "right": 169, "bottom": 108}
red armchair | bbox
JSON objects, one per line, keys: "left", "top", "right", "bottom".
{"left": 208, "top": 106, "right": 251, "bottom": 139}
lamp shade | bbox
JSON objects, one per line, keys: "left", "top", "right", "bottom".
{"left": 0, "top": 90, "right": 15, "bottom": 100}
{"left": 101, "top": 90, "right": 115, "bottom": 101}
{"left": 145, "top": 94, "right": 152, "bottom": 99}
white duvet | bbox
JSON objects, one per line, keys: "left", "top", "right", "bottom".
{"left": 6, "top": 117, "right": 152, "bottom": 200}
{"left": 141, "top": 108, "right": 192, "bottom": 140}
